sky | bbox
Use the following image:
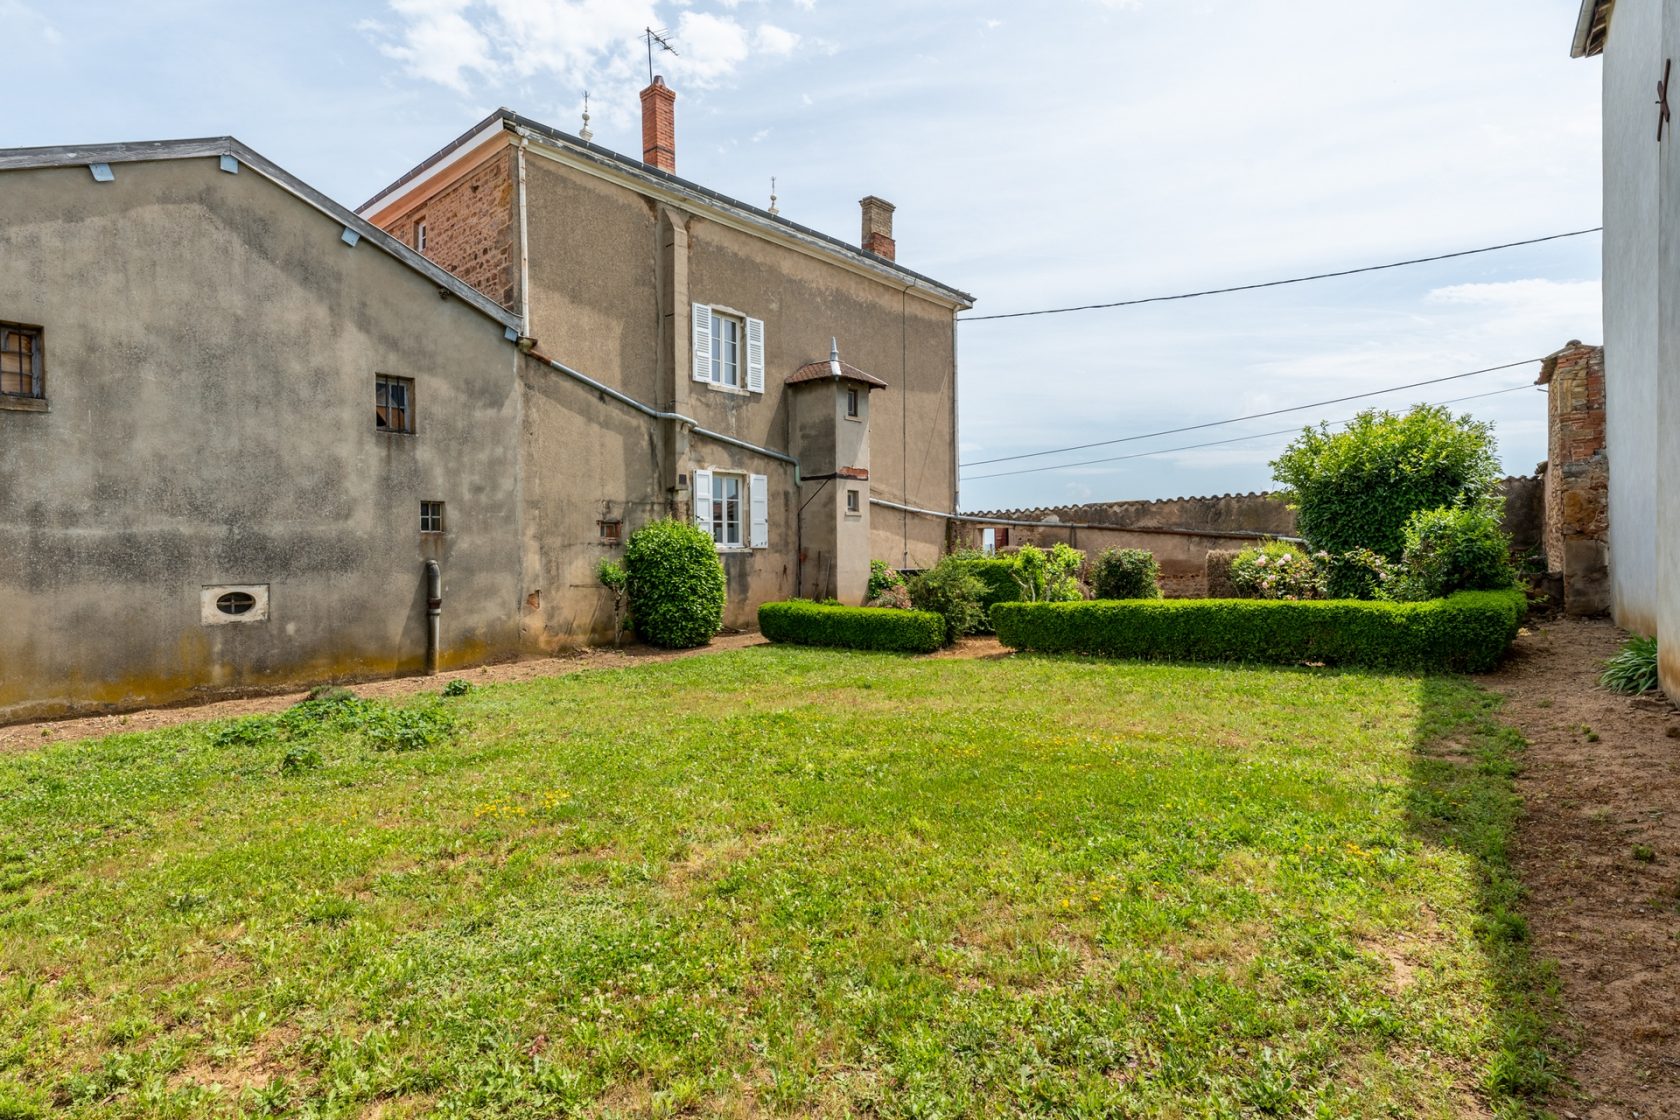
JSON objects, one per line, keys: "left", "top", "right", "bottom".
{"left": 4, "top": 0, "right": 1603, "bottom": 512}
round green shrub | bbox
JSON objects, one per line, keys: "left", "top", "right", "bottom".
{"left": 1229, "top": 542, "right": 1323, "bottom": 600}
{"left": 1388, "top": 505, "right": 1517, "bottom": 601}
{"left": 624, "top": 518, "right": 727, "bottom": 648}
{"left": 1270, "top": 405, "right": 1503, "bottom": 559}
{"left": 1321, "top": 548, "right": 1393, "bottom": 601}
{"left": 907, "top": 555, "right": 984, "bottom": 644}
{"left": 1091, "top": 548, "right": 1161, "bottom": 599}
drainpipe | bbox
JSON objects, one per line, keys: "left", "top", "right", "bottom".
{"left": 516, "top": 138, "right": 532, "bottom": 337}
{"left": 424, "top": 560, "right": 442, "bottom": 675}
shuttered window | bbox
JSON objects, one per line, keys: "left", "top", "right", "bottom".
{"left": 0, "top": 324, "right": 44, "bottom": 399}
{"left": 691, "top": 304, "right": 764, "bottom": 394}
{"left": 694, "top": 468, "right": 771, "bottom": 549}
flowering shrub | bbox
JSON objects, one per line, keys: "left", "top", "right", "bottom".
{"left": 867, "top": 559, "right": 905, "bottom": 601}
{"left": 1229, "top": 543, "right": 1323, "bottom": 600}
{"left": 1321, "top": 548, "right": 1394, "bottom": 601}
{"left": 867, "top": 582, "right": 912, "bottom": 610}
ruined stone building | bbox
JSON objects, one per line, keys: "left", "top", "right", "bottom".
{"left": 0, "top": 80, "right": 972, "bottom": 720}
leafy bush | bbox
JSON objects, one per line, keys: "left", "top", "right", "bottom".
{"left": 442, "top": 678, "right": 474, "bottom": 698}
{"left": 1321, "top": 548, "right": 1394, "bottom": 601}
{"left": 210, "top": 716, "right": 281, "bottom": 749}
{"left": 1229, "top": 542, "right": 1323, "bottom": 600}
{"left": 1387, "top": 505, "right": 1518, "bottom": 602}
{"left": 1601, "top": 635, "right": 1659, "bottom": 694}
{"left": 867, "top": 583, "right": 913, "bottom": 610}
{"left": 1271, "top": 405, "right": 1503, "bottom": 558}
{"left": 992, "top": 589, "right": 1527, "bottom": 672}
{"left": 867, "top": 559, "right": 905, "bottom": 601}
{"left": 596, "top": 558, "right": 629, "bottom": 647}
{"left": 624, "top": 518, "right": 727, "bottom": 649}
{"left": 1013, "top": 543, "right": 1086, "bottom": 602}
{"left": 908, "top": 556, "right": 986, "bottom": 644}
{"left": 950, "top": 556, "right": 1021, "bottom": 625}
{"left": 1091, "top": 549, "right": 1161, "bottom": 600}
{"left": 279, "top": 743, "right": 322, "bottom": 775}
{"left": 759, "top": 600, "right": 944, "bottom": 653}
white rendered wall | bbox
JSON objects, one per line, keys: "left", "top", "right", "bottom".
{"left": 1601, "top": 1, "right": 1663, "bottom": 635}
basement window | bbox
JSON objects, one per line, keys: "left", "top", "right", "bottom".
{"left": 201, "top": 584, "right": 270, "bottom": 625}
{"left": 421, "top": 501, "right": 445, "bottom": 534}
{"left": 0, "top": 323, "right": 44, "bottom": 401}
{"left": 216, "top": 591, "right": 256, "bottom": 616}
{"left": 376, "top": 375, "right": 414, "bottom": 434}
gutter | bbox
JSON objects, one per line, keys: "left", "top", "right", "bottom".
{"left": 868, "top": 498, "right": 1304, "bottom": 543}
{"left": 533, "top": 352, "right": 799, "bottom": 470}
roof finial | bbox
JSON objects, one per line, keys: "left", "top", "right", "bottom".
{"left": 768, "top": 176, "right": 779, "bottom": 216}
{"left": 579, "top": 90, "right": 593, "bottom": 143}
{"left": 829, "top": 337, "right": 841, "bottom": 378}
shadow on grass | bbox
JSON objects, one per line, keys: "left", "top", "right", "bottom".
{"left": 1410, "top": 674, "right": 1564, "bottom": 1116}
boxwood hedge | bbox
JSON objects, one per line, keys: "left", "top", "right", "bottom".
{"left": 759, "top": 601, "right": 945, "bottom": 654}
{"left": 953, "top": 557, "right": 1022, "bottom": 629}
{"left": 991, "top": 589, "right": 1526, "bottom": 672}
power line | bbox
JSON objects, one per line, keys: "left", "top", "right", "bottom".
{"left": 959, "top": 358, "right": 1541, "bottom": 468}
{"left": 961, "top": 382, "right": 1539, "bottom": 482}
{"left": 958, "top": 227, "right": 1603, "bottom": 322}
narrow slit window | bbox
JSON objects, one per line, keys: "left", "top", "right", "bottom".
{"left": 846, "top": 489, "right": 860, "bottom": 513}
{"left": 846, "top": 387, "right": 859, "bottom": 418}
{"left": 414, "top": 220, "right": 428, "bottom": 253}
{"left": 376, "top": 375, "right": 414, "bottom": 433}
{"left": 421, "top": 501, "right": 445, "bottom": 534}
{"left": 0, "top": 324, "right": 44, "bottom": 399}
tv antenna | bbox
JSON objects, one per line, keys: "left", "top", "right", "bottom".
{"left": 644, "top": 27, "right": 677, "bottom": 83}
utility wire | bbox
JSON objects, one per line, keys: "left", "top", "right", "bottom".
{"left": 958, "top": 227, "right": 1603, "bottom": 322}
{"left": 962, "top": 382, "right": 1539, "bottom": 482}
{"left": 960, "top": 358, "right": 1541, "bottom": 468}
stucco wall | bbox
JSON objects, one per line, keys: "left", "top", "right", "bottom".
{"left": 1602, "top": 0, "right": 1662, "bottom": 634}
{"left": 0, "top": 158, "right": 525, "bottom": 721}
{"left": 1660, "top": 0, "right": 1680, "bottom": 693}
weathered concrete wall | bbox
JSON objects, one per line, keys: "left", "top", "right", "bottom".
{"left": 0, "top": 158, "right": 525, "bottom": 721}
{"left": 1660, "top": 0, "right": 1680, "bottom": 695}
{"left": 1602, "top": 0, "right": 1662, "bottom": 635}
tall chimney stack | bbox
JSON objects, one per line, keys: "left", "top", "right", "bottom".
{"left": 860, "top": 196, "right": 896, "bottom": 260}
{"left": 640, "top": 76, "right": 677, "bottom": 173}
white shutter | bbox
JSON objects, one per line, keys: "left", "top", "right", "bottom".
{"left": 745, "top": 317, "right": 766, "bottom": 393}
{"left": 692, "top": 469, "right": 713, "bottom": 535}
{"left": 749, "top": 473, "right": 769, "bottom": 549}
{"left": 691, "top": 304, "right": 712, "bottom": 383}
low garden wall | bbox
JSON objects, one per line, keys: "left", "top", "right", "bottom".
{"left": 991, "top": 589, "right": 1526, "bottom": 672}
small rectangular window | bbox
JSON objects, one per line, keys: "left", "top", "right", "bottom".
{"left": 846, "top": 489, "right": 860, "bottom": 513}
{"left": 376, "top": 375, "right": 414, "bottom": 434}
{"left": 420, "top": 501, "right": 445, "bottom": 534}
{"left": 414, "top": 220, "right": 428, "bottom": 253}
{"left": 0, "top": 323, "right": 44, "bottom": 399}
{"left": 846, "top": 387, "right": 859, "bottom": 418}
{"left": 710, "top": 313, "right": 741, "bottom": 387}
{"left": 710, "top": 472, "right": 743, "bottom": 546}
{"left": 598, "top": 518, "right": 622, "bottom": 542}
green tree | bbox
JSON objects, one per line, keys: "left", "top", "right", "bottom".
{"left": 1270, "top": 405, "right": 1502, "bottom": 559}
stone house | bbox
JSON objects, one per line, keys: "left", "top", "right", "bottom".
{"left": 0, "top": 82, "right": 972, "bottom": 721}
{"left": 356, "top": 80, "right": 973, "bottom": 645}
{"left": 1571, "top": 0, "right": 1680, "bottom": 695}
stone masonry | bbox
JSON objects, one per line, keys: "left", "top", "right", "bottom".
{"left": 1537, "top": 340, "right": 1610, "bottom": 615}
{"left": 385, "top": 148, "right": 519, "bottom": 310}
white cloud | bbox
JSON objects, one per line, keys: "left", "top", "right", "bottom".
{"left": 755, "top": 23, "right": 801, "bottom": 55}
{"left": 671, "top": 11, "right": 751, "bottom": 83}
{"left": 1, "top": 0, "right": 65, "bottom": 47}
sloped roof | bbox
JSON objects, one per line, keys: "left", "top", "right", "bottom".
{"left": 1571, "top": 0, "right": 1613, "bottom": 57}
{"left": 0, "top": 136, "right": 523, "bottom": 333}
{"left": 787, "top": 359, "right": 889, "bottom": 389}
{"left": 357, "top": 107, "right": 974, "bottom": 310}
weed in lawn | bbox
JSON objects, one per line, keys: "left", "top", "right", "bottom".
{"left": 442, "top": 679, "right": 474, "bottom": 698}
{"left": 1633, "top": 845, "right": 1656, "bottom": 863}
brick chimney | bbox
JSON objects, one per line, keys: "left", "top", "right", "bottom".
{"left": 640, "top": 76, "right": 676, "bottom": 173}
{"left": 860, "top": 195, "right": 895, "bottom": 260}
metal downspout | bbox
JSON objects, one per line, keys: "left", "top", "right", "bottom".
{"left": 517, "top": 139, "right": 532, "bottom": 337}
{"left": 424, "top": 560, "right": 442, "bottom": 675}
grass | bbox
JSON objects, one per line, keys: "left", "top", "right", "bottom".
{"left": 0, "top": 649, "right": 1557, "bottom": 1118}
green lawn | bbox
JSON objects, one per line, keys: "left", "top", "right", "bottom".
{"left": 0, "top": 649, "right": 1556, "bottom": 1119}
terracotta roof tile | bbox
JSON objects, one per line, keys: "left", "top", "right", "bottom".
{"left": 787, "top": 359, "right": 889, "bottom": 389}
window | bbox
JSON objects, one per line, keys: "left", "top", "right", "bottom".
{"left": 216, "top": 591, "right": 257, "bottom": 616}
{"left": 846, "top": 387, "right": 860, "bottom": 418}
{"left": 690, "top": 304, "right": 765, "bottom": 393}
{"left": 693, "top": 469, "right": 769, "bottom": 549}
{"left": 376, "top": 375, "right": 414, "bottom": 433}
{"left": 0, "top": 324, "right": 43, "bottom": 399}
{"left": 414, "top": 220, "right": 428, "bottom": 253}
{"left": 420, "top": 501, "right": 445, "bottom": 533}
{"left": 846, "top": 489, "right": 860, "bottom": 513}
{"left": 201, "top": 584, "right": 269, "bottom": 625}
{"left": 598, "top": 518, "right": 622, "bottom": 542}
{"left": 711, "top": 312, "right": 741, "bottom": 387}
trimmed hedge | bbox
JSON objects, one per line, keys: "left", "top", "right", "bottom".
{"left": 759, "top": 601, "right": 945, "bottom": 654}
{"left": 956, "top": 558, "right": 1022, "bottom": 617}
{"left": 991, "top": 589, "right": 1526, "bottom": 672}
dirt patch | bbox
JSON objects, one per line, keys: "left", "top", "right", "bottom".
{"left": 1482, "top": 617, "right": 1680, "bottom": 1118}
{"left": 0, "top": 632, "right": 768, "bottom": 754}
{"left": 927, "top": 636, "right": 1014, "bottom": 660}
